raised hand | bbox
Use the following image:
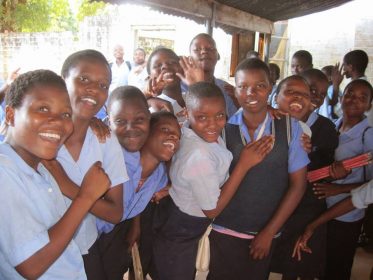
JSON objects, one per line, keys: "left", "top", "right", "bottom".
{"left": 79, "top": 161, "right": 111, "bottom": 202}
{"left": 332, "top": 62, "right": 344, "bottom": 87}
{"left": 176, "top": 56, "right": 205, "bottom": 86}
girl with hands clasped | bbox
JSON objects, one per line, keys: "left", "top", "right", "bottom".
{"left": 0, "top": 70, "right": 110, "bottom": 280}
{"left": 296, "top": 79, "right": 373, "bottom": 280}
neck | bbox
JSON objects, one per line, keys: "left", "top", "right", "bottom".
{"left": 163, "top": 85, "right": 185, "bottom": 107}
{"left": 204, "top": 70, "right": 214, "bottom": 82}
{"left": 242, "top": 109, "right": 267, "bottom": 130}
{"left": 352, "top": 72, "right": 364, "bottom": 80}
{"left": 140, "top": 149, "right": 160, "bottom": 179}
{"left": 116, "top": 58, "right": 124, "bottom": 65}
{"left": 301, "top": 111, "right": 312, "bottom": 123}
{"left": 65, "top": 117, "right": 90, "bottom": 148}
{"left": 340, "top": 114, "right": 365, "bottom": 132}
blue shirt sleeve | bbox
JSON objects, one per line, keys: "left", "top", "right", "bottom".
{"left": 0, "top": 168, "right": 50, "bottom": 267}
{"left": 288, "top": 119, "right": 310, "bottom": 173}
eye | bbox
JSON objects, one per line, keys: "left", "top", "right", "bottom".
{"left": 114, "top": 119, "right": 126, "bottom": 125}
{"left": 62, "top": 112, "right": 72, "bottom": 119}
{"left": 79, "top": 76, "right": 89, "bottom": 83}
{"left": 99, "top": 83, "right": 109, "bottom": 90}
{"left": 216, "top": 113, "right": 226, "bottom": 119}
{"left": 256, "top": 83, "right": 266, "bottom": 89}
{"left": 39, "top": 106, "right": 49, "bottom": 112}
{"left": 161, "top": 126, "right": 170, "bottom": 132}
{"left": 197, "top": 116, "right": 207, "bottom": 121}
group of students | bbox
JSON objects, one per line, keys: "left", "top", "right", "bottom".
{"left": 0, "top": 32, "right": 372, "bottom": 280}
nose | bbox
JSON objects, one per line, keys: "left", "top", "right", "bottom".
{"left": 246, "top": 87, "right": 256, "bottom": 96}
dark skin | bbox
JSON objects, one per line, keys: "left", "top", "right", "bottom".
{"left": 235, "top": 68, "right": 307, "bottom": 259}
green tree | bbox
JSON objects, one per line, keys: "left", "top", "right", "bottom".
{"left": 0, "top": 0, "right": 107, "bottom": 33}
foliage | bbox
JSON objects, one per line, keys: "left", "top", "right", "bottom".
{"left": 0, "top": 0, "right": 107, "bottom": 33}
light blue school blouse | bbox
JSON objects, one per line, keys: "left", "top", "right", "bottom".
{"left": 57, "top": 128, "right": 128, "bottom": 255}
{"left": 0, "top": 143, "right": 86, "bottom": 280}
{"left": 229, "top": 111, "right": 310, "bottom": 173}
{"left": 96, "top": 149, "right": 168, "bottom": 234}
{"left": 327, "top": 117, "right": 373, "bottom": 222}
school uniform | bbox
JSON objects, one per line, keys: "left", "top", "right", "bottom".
{"left": 0, "top": 143, "right": 87, "bottom": 280}
{"left": 153, "top": 122, "right": 233, "bottom": 280}
{"left": 96, "top": 148, "right": 169, "bottom": 280}
{"left": 57, "top": 128, "right": 128, "bottom": 279}
{"left": 351, "top": 180, "right": 373, "bottom": 209}
{"left": 207, "top": 111, "right": 309, "bottom": 280}
{"left": 270, "top": 112, "right": 338, "bottom": 278}
{"left": 325, "top": 117, "right": 373, "bottom": 280}
{"left": 157, "top": 92, "right": 186, "bottom": 123}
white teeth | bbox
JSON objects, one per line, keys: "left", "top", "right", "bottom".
{"left": 207, "top": 131, "right": 216, "bottom": 135}
{"left": 39, "top": 132, "right": 61, "bottom": 140}
{"left": 163, "top": 142, "right": 175, "bottom": 151}
{"left": 248, "top": 100, "right": 258, "bottom": 105}
{"left": 163, "top": 72, "right": 174, "bottom": 80}
{"left": 81, "top": 97, "right": 97, "bottom": 105}
{"left": 290, "top": 102, "right": 303, "bottom": 110}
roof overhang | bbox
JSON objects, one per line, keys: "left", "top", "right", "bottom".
{"left": 102, "top": 0, "right": 351, "bottom": 34}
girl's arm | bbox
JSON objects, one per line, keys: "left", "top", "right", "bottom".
{"left": 43, "top": 160, "right": 123, "bottom": 223}
{"left": 16, "top": 162, "right": 110, "bottom": 279}
{"left": 250, "top": 166, "right": 307, "bottom": 260}
{"left": 292, "top": 196, "right": 355, "bottom": 261}
{"left": 202, "top": 136, "right": 274, "bottom": 219}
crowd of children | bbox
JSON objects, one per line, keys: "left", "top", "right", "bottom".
{"left": 0, "top": 33, "right": 372, "bottom": 280}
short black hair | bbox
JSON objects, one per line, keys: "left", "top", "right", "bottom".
{"left": 321, "top": 65, "right": 334, "bottom": 77}
{"left": 189, "top": 33, "right": 216, "bottom": 51}
{"left": 235, "top": 58, "right": 271, "bottom": 82}
{"left": 269, "top": 63, "right": 280, "bottom": 80}
{"left": 61, "top": 49, "right": 111, "bottom": 80}
{"left": 149, "top": 111, "right": 178, "bottom": 129}
{"left": 343, "top": 79, "right": 373, "bottom": 103}
{"left": 134, "top": 48, "right": 146, "bottom": 56}
{"left": 6, "top": 69, "right": 67, "bottom": 109}
{"left": 107, "top": 85, "right": 148, "bottom": 113}
{"left": 276, "top": 75, "right": 309, "bottom": 95}
{"left": 146, "top": 47, "right": 179, "bottom": 75}
{"left": 186, "top": 81, "right": 225, "bottom": 109}
{"left": 246, "top": 50, "right": 260, "bottom": 59}
{"left": 343, "top": 50, "right": 369, "bottom": 74}
{"left": 292, "top": 50, "right": 313, "bottom": 66}
{"left": 301, "top": 68, "right": 328, "bottom": 84}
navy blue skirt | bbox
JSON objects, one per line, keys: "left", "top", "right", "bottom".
{"left": 153, "top": 197, "right": 211, "bottom": 280}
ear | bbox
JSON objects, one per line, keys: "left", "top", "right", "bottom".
{"left": 5, "top": 105, "right": 15, "bottom": 127}
{"left": 217, "top": 52, "right": 220, "bottom": 61}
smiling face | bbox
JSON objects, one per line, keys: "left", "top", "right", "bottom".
{"left": 235, "top": 69, "right": 272, "bottom": 115}
{"left": 143, "top": 116, "right": 181, "bottom": 162}
{"left": 189, "top": 35, "right": 219, "bottom": 73}
{"left": 133, "top": 49, "right": 145, "bottom": 65}
{"left": 109, "top": 98, "right": 150, "bottom": 152}
{"left": 341, "top": 82, "right": 372, "bottom": 119}
{"left": 187, "top": 96, "right": 226, "bottom": 143}
{"left": 64, "top": 60, "right": 110, "bottom": 121}
{"left": 149, "top": 50, "right": 181, "bottom": 88}
{"left": 276, "top": 78, "right": 311, "bottom": 122}
{"left": 306, "top": 76, "right": 328, "bottom": 109}
{"left": 6, "top": 85, "right": 73, "bottom": 169}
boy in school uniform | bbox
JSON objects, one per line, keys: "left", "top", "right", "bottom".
{"left": 207, "top": 58, "right": 310, "bottom": 280}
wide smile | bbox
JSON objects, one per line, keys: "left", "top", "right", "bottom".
{"left": 38, "top": 131, "right": 62, "bottom": 143}
{"left": 289, "top": 102, "right": 303, "bottom": 112}
{"left": 81, "top": 96, "right": 98, "bottom": 106}
{"left": 162, "top": 140, "right": 178, "bottom": 154}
